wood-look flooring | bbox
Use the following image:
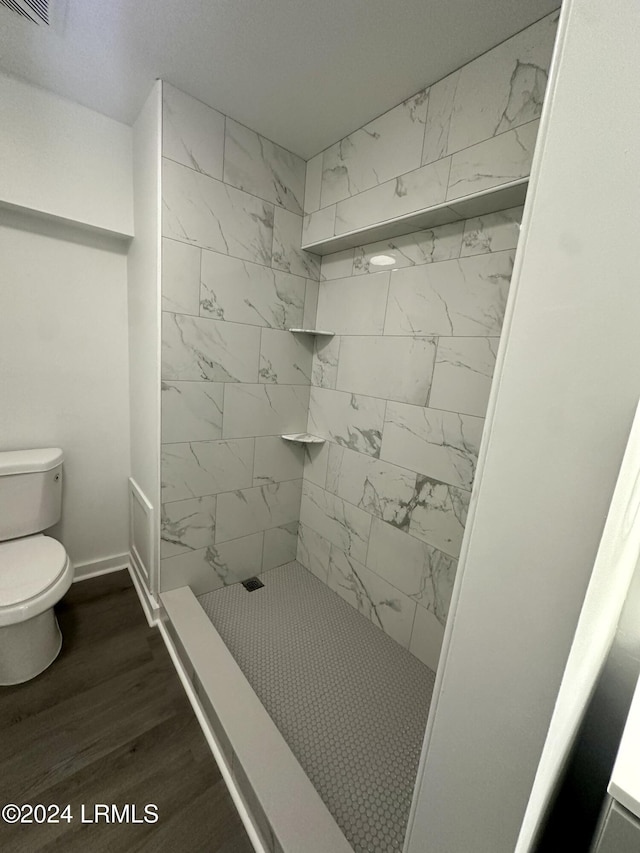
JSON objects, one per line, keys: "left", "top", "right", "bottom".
{"left": 0, "top": 570, "right": 254, "bottom": 853}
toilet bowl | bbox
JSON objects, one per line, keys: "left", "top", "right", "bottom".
{"left": 0, "top": 535, "right": 74, "bottom": 685}
{"left": 0, "top": 448, "right": 73, "bottom": 686}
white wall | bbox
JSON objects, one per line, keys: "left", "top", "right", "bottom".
{"left": 406, "top": 0, "right": 640, "bottom": 850}
{"left": 0, "top": 210, "right": 130, "bottom": 571}
{"left": 0, "top": 73, "right": 133, "bottom": 235}
{"left": 0, "top": 75, "right": 134, "bottom": 574}
{"left": 128, "top": 81, "right": 162, "bottom": 592}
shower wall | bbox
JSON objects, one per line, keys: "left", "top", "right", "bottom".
{"left": 297, "top": 212, "right": 521, "bottom": 669}
{"left": 159, "top": 83, "right": 320, "bottom": 593}
{"left": 302, "top": 10, "right": 558, "bottom": 245}
{"left": 296, "top": 11, "right": 558, "bottom": 670}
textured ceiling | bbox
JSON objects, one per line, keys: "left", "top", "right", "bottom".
{"left": 0, "top": 0, "right": 559, "bottom": 158}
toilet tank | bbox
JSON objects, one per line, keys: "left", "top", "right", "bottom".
{"left": 0, "top": 448, "right": 64, "bottom": 541}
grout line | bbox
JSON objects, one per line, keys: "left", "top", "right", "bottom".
{"left": 163, "top": 229, "right": 518, "bottom": 283}
{"left": 197, "top": 245, "right": 204, "bottom": 317}
{"left": 302, "top": 463, "right": 466, "bottom": 551}
{"left": 407, "top": 598, "right": 420, "bottom": 654}
{"left": 164, "top": 235, "right": 310, "bottom": 282}
{"left": 381, "top": 270, "right": 393, "bottom": 336}
{"left": 221, "top": 114, "right": 227, "bottom": 182}
{"left": 250, "top": 429, "right": 257, "bottom": 483}
{"left": 307, "top": 118, "right": 539, "bottom": 221}
{"left": 305, "top": 452, "right": 472, "bottom": 526}
{"left": 445, "top": 152, "right": 454, "bottom": 196}
{"left": 161, "top": 476, "right": 304, "bottom": 507}
{"left": 163, "top": 153, "right": 303, "bottom": 217}
{"left": 308, "top": 384, "right": 487, "bottom": 421}
{"left": 420, "top": 82, "right": 435, "bottom": 168}
{"left": 298, "top": 505, "right": 452, "bottom": 617}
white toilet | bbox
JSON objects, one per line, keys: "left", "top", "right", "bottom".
{"left": 0, "top": 448, "right": 74, "bottom": 686}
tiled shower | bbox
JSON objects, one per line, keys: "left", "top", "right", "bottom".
{"left": 140, "top": 8, "right": 565, "bottom": 852}
{"left": 159, "top": 10, "right": 558, "bottom": 674}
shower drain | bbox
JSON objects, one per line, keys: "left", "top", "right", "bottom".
{"left": 241, "top": 577, "right": 264, "bottom": 592}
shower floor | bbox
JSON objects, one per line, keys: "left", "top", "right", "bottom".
{"left": 198, "top": 561, "right": 435, "bottom": 853}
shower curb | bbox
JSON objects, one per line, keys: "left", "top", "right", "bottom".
{"left": 160, "top": 586, "right": 353, "bottom": 853}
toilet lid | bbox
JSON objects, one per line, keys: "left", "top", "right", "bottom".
{"left": 0, "top": 535, "right": 68, "bottom": 607}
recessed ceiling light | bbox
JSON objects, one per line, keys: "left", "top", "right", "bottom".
{"left": 369, "top": 253, "right": 396, "bottom": 267}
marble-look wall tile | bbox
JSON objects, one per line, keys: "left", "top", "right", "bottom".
{"left": 253, "top": 435, "right": 305, "bottom": 485}
{"left": 262, "top": 522, "right": 299, "bottom": 572}
{"left": 353, "top": 221, "right": 464, "bottom": 276}
{"left": 161, "top": 438, "right": 254, "bottom": 502}
{"left": 161, "top": 532, "right": 264, "bottom": 594}
{"left": 259, "top": 328, "right": 313, "bottom": 385}
{"left": 334, "top": 157, "right": 451, "bottom": 235}
{"left": 320, "top": 249, "right": 355, "bottom": 281}
{"left": 422, "top": 12, "right": 557, "bottom": 163}
{"left": 160, "top": 495, "right": 216, "bottom": 559}
{"left": 222, "top": 384, "right": 309, "bottom": 438}
{"left": 162, "top": 239, "right": 201, "bottom": 315}
{"left": 325, "top": 444, "right": 470, "bottom": 558}
{"left": 200, "top": 251, "right": 305, "bottom": 329}
{"left": 315, "top": 272, "right": 389, "bottom": 335}
{"left": 162, "top": 312, "right": 261, "bottom": 382}
{"left": 460, "top": 206, "right": 523, "bottom": 257}
{"left": 430, "top": 337, "right": 499, "bottom": 418}
{"left": 384, "top": 250, "right": 514, "bottom": 337}
{"left": 216, "top": 479, "right": 302, "bottom": 543}
{"left": 162, "top": 84, "right": 225, "bottom": 180}
{"left": 421, "top": 70, "right": 461, "bottom": 166}
{"left": 302, "top": 207, "right": 336, "bottom": 246}
{"left": 300, "top": 480, "right": 371, "bottom": 564}
{"left": 223, "top": 118, "right": 305, "bottom": 215}
{"left": 311, "top": 336, "right": 340, "bottom": 389}
{"left": 303, "top": 441, "right": 329, "bottom": 489}
{"left": 381, "top": 403, "right": 484, "bottom": 490}
{"left": 271, "top": 207, "right": 321, "bottom": 280}
{"left": 304, "top": 152, "right": 323, "bottom": 214}
{"left": 161, "top": 380, "right": 224, "bottom": 443}
{"left": 308, "top": 387, "right": 385, "bottom": 458}
{"left": 327, "top": 546, "right": 416, "bottom": 648}
{"left": 366, "top": 517, "right": 457, "bottom": 625}
{"left": 409, "top": 604, "right": 445, "bottom": 671}
{"left": 297, "top": 523, "right": 331, "bottom": 583}
{"left": 447, "top": 120, "right": 539, "bottom": 200}
{"left": 407, "top": 476, "right": 470, "bottom": 559}
{"left": 336, "top": 336, "right": 437, "bottom": 406}
{"left": 320, "top": 90, "right": 428, "bottom": 208}
{"left": 302, "top": 280, "right": 319, "bottom": 329}
{"left": 163, "top": 158, "right": 274, "bottom": 265}
{"left": 326, "top": 445, "right": 417, "bottom": 528}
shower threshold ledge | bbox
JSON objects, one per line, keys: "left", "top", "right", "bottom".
{"left": 160, "top": 581, "right": 352, "bottom": 853}
{"left": 161, "top": 562, "right": 435, "bottom": 853}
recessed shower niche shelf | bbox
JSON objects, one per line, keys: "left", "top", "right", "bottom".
{"left": 288, "top": 328, "right": 335, "bottom": 336}
{"left": 281, "top": 433, "right": 326, "bottom": 444}
{"left": 301, "top": 176, "right": 529, "bottom": 255}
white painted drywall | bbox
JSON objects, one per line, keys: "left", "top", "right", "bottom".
{"left": 406, "top": 0, "right": 640, "bottom": 850}
{"left": 0, "top": 211, "right": 131, "bottom": 571}
{"left": 0, "top": 73, "right": 133, "bottom": 235}
{"left": 127, "top": 81, "right": 162, "bottom": 592}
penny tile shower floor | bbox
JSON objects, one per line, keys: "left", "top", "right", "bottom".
{"left": 198, "top": 561, "right": 436, "bottom": 852}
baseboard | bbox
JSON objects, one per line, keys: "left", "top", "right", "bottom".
{"left": 73, "top": 553, "right": 129, "bottom": 582}
{"left": 157, "top": 620, "right": 267, "bottom": 853}
{"left": 128, "top": 556, "right": 161, "bottom": 627}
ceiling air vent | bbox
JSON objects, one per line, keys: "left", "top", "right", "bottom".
{"left": 0, "top": 0, "right": 49, "bottom": 25}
